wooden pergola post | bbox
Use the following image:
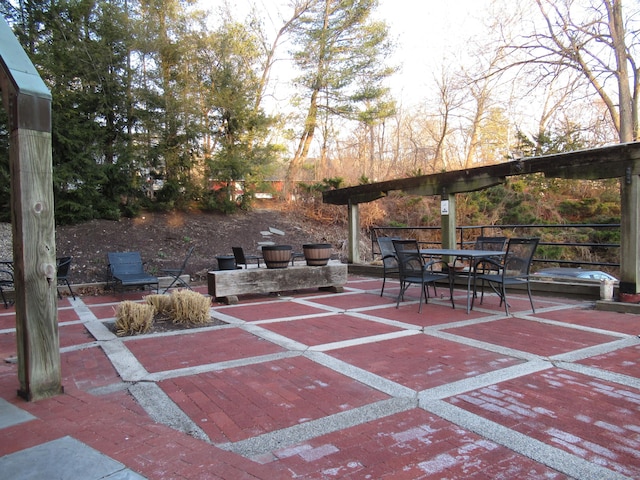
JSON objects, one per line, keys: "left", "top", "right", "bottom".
{"left": 440, "top": 190, "right": 456, "bottom": 250}
{"left": 347, "top": 200, "right": 360, "bottom": 263}
{"left": 619, "top": 175, "right": 640, "bottom": 296}
{"left": 0, "top": 17, "right": 61, "bottom": 400}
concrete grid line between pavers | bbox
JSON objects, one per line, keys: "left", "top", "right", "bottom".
{"left": 549, "top": 336, "right": 640, "bottom": 362}
{"left": 516, "top": 312, "right": 633, "bottom": 338}
{"left": 217, "top": 397, "right": 416, "bottom": 459}
{"left": 553, "top": 360, "right": 640, "bottom": 391}
{"left": 423, "top": 329, "right": 543, "bottom": 361}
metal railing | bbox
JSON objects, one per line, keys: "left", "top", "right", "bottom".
{"left": 371, "top": 223, "right": 620, "bottom": 274}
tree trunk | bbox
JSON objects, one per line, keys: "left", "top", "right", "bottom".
{"left": 607, "top": 0, "right": 634, "bottom": 142}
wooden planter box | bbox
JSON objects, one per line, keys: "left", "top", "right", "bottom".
{"left": 208, "top": 262, "right": 347, "bottom": 304}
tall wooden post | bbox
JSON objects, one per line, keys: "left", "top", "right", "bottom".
{"left": 348, "top": 200, "right": 360, "bottom": 263}
{"left": 1, "top": 17, "right": 61, "bottom": 400}
{"left": 440, "top": 191, "right": 456, "bottom": 249}
{"left": 619, "top": 174, "right": 640, "bottom": 295}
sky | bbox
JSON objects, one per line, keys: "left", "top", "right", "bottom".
{"left": 373, "top": 0, "right": 487, "bottom": 106}
{"left": 203, "top": 0, "right": 489, "bottom": 108}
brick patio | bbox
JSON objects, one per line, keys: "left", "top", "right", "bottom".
{"left": 0, "top": 275, "right": 638, "bottom": 478}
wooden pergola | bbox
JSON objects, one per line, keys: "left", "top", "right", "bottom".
{"left": 323, "top": 142, "right": 640, "bottom": 296}
{"left": 0, "top": 17, "right": 60, "bottom": 400}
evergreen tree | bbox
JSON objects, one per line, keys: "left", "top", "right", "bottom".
{"left": 286, "top": 0, "right": 395, "bottom": 191}
{"left": 201, "top": 17, "right": 278, "bottom": 211}
{"left": 1, "top": 0, "right": 135, "bottom": 223}
{"left": 0, "top": 0, "right": 283, "bottom": 219}
{"left": 133, "top": 0, "right": 207, "bottom": 208}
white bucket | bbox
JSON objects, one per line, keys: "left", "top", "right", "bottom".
{"left": 600, "top": 279, "right": 614, "bottom": 301}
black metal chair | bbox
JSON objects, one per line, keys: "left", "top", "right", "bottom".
{"left": 392, "top": 239, "right": 454, "bottom": 312}
{"left": 474, "top": 236, "right": 508, "bottom": 253}
{"left": 472, "top": 237, "right": 539, "bottom": 315}
{"left": 291, "top": 252, "right": 305, "bottom": 265}
{"left": 0, "top": 266, "right": 14, "bottom": 308}
{"left": 452, "top": 235, "right": 508, "bottom": 287}
{"left": 377, "top": 236, "right": 400, "bottom": 296}
{"left": 161, "top": 246, "right": 195, "bottom": 293}
{"left": 56, "top": 256, "right": 76, "bottom": 300}
{"left": 232, "top": 247, "right": 262, "bottom": 269}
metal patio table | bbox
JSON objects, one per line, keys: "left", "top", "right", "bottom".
{"left": 420, "top": 248, "right": 507, "bottom": 313}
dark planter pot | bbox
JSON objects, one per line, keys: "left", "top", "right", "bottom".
{"left": 216, "top": 255, "right": 236, "bottom": 271}
{"left": 303, "top": 243, "right": 332, "bottom": 266}
{"left": 619, "top": 292, "right": 640, "bottom": 303}
{"left": 262, "top": 245, "right": 292, "bottom": 269}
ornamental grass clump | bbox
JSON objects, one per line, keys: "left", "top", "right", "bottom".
{"left": 144, "top": 294, "right": 173, "bottom": 315}
{"left": 171, "top": 290, "right": 211, "bottom": 325}
{"left": 114, "top": 301, "right": 154, "bottom": 336}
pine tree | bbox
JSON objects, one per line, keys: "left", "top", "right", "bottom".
{"left": 286, "top": 0, "right": 396, "bottom": 192}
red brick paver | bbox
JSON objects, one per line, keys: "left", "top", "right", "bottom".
{"left": 471, "top": 292, "right": 559, "bottom": 313}
{"left": 365, "top": 302, "right": 488, "bottom": 327}
{"left": 445, "top": 317, "right": 618, "bottom": 356}
{"left": 307, "top": 292, "right": 398, "bottom": 310}
{"left": 0, "top": 379, "right": 286, "bottom": 479}
{"left": 61, "top": 346, "right": 122, "bottom": 391}
{"left": 57, "top": 307, "right": 81, "bottom": 323}
{"left": 274, "top": 408, "right": 567, "bottom": 479}
{"left": 59, "top": 323, "right": 95, "bottom": 348}
{"left": 0, "top": 311, "right": 15, "bottom": 330}
{"left": 159, "top": 356, "right": 389, "bottom": 444}
{"left": 88, "top": 304, "right": 119, "bottom": 320}
{"left": 219, "top": 300, "right": 332, "bottom": 321}
{"left": 125, "top": 328, "right": 285, "bottom": 373}
{"left": 535, "top": 307, "right": 640, "bottom": 335}
{"left": 0, "top": 329, "right": 16, "bottom": 359}
{"left": 259, "top": 314, "right": 403, "bottom": 346}
{"left": 578, "top": 344, "right": 640, "bottom": 377}
{"left": 448, "top": 367, "right": 640, "bottom": 478}
{"left": 329, "top": 333, "right": 521, "bottom": 390}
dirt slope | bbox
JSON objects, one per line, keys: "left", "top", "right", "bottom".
{"left": 54, "top": 205, "right": 349, "bottom": 289}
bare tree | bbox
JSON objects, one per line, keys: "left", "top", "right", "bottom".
{"left": 503, "top": 0, "right": 640, "bottom": 295}
{"left": 432, "top": 69, "right": 462, "bottom": 171}
{"left": 510, "top": 0, "right": 639, "bottom": 142}
{"left": 249, "top": 0, "right": 315, "bottom": 116}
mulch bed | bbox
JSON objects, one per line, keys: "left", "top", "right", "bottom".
{"left": 106, "top": 313, "right": 228, "bottom": 336}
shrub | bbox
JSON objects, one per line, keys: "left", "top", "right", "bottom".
{"left": 144, "top": 294, "right": 173, "bottom": 315}
{"left": 170, "top": 290, "right": 211, "bottom": 325}
{"left": 114, "top": 301, "right": 154, "bottom": 336}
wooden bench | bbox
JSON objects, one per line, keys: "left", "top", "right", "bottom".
{"left": 208, "top": 262, "right": 347, "bottom": 304}
{"left": 107, "top": 252, "right": 159, "bottom": 293}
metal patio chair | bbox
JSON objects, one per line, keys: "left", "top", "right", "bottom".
{"left": 474, "top": 236, "right": 508, "bottom": 254}
{"left": 377, "top": 236, "right": 400, "bottom": 296}
{"left": 161, "top": 246, "right": 195, "bottom": 293}
{"left": 56, "top": 256, "right": 76, "bottom": 300}
{"left": 232, "top": 247, "right": 262, "bottom": 269}
{"left": 472, "top": 237, "right": 539, "bottom": 315}
{"left": 452, "top": 235, "right": 509, "bottom": 290}
{"left": 393, "top": 239, "right": 454, "bottom": 312}
{"left": 107, "top": 252, "right": 159, "bottom": 293}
